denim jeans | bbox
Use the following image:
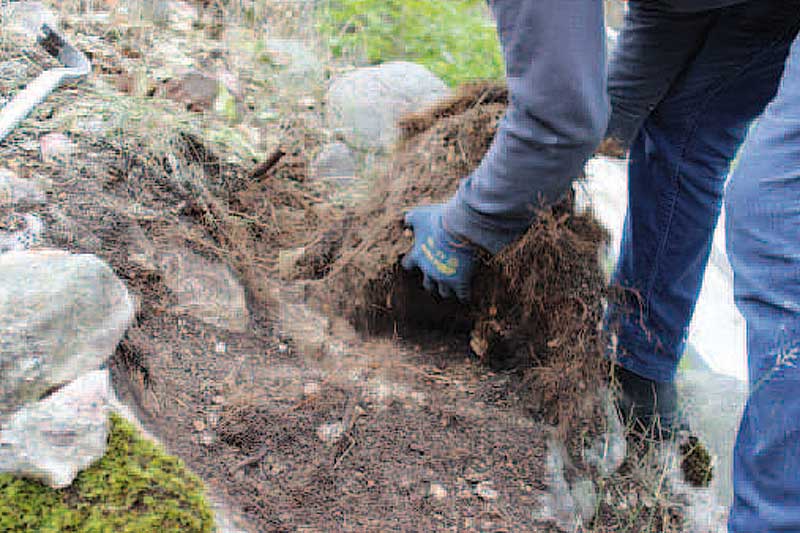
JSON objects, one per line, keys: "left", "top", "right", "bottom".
{"left": 725, "top": 33, "right": 800, "bottom": 533}
{"left": 605, "top": 2, "right": 800, "bottom": 531}
{"left": 607, "top": 0, "right": 800, "bottom": 384}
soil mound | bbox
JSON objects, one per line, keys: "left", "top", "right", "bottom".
{"left": 296, "top": 82, "right": 611, "bottom": 433}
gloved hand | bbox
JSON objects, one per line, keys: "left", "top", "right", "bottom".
{"left": 401, "top": 204, "right": 477, "bottom": 302}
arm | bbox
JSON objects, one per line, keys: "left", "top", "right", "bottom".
{"left": 442, "top": 0, "right": 610, "bottom": 254}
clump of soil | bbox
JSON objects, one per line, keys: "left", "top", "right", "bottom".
{"left": 596, "top": 136, "right": 627, "bottom": 158}
{"left": 679, "top": 436, "right": 713, "bottom": 488}
{"left": 296, "top": 82, "right": 611, "bottom": 435}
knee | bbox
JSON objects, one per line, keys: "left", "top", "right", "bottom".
{"left": 510, "top": 81, "right": 610, "bottom": 154}
{"left": 574, "top": 99, "right": 611, "bottom": 152}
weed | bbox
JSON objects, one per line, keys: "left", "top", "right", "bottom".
{"left": 317, "top": 0, "right": 504, "bottom": 86}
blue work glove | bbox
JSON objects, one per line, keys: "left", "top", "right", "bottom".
{"left": 401, "top": 204, "right": 477, "bottom": 302}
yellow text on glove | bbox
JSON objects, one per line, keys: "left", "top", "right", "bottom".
{"left": 421, "top": 237, "right": 459, "bottom": 276}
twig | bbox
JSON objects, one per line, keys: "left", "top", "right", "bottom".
{"left": 333, "top": 435, "right": 356, "bottom": 470}
{"left": 231, "top": 443, "right": 270, "bottom": 473}
{"left": 248, "top": 148, "right": 285, "bottom": 181}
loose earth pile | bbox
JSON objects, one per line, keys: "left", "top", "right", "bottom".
{"left": 296, "top": 83, "right": 611, "bottom": 434}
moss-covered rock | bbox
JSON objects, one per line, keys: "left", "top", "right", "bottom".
{"left": 0, "top": 413, "right": 214, "bottom": 532}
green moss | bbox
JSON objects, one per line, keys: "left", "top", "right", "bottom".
{"left": 0, "top": 414, "right": 214, "bottom": 533}
{"left": 318, "top": 0, "right": 504, "bottom": 86}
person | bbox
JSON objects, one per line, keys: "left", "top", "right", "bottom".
{"left": 400, "top": 1, "right": 800, "bottom": 531}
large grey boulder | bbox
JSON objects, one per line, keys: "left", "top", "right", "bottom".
{"left": 0, "top": 369, "right": 111, "bottom": 488}
{"left": 326, "top": 61, "right": 451, "bottom": 151}
{"left": 159, "top": 247, "right": 249, "bottom": 332}
{"left": 311, "top": 142, "right": 357, "bottom": 180}
{"left": 0, "top": 250, "right": 135, "bottom": 417}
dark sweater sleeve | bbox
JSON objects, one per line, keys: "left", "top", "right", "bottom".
{"left": 442, "top": 0, "right": 610, "bottom": 254}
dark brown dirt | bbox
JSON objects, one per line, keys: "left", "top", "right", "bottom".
{"left": 13, "top": 122, "right": 566, "bottom": 532}
{"left": 297, "top": 82, "right": 611, "bottom": 438}
{"left": 2, "top": 25, "right": 694, "bottom": 527}
{"left": 595, "top": 137, "right": 627, "bottom": 159}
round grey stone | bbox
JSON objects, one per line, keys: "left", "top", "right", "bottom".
{"left": 326, "top": 61, "right": 451, "bottom": 151}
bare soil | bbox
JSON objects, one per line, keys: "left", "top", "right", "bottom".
{"left": 0, "top": 21, "right": 695, "bottom": 533}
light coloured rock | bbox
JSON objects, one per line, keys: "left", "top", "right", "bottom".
{"left": 39, "top": 132, "right": 76, "bottom": 163}
{"left": 475, "top": 481, "right": 498, "bottom": 501}
{"left": 0, "top": 250, "right": 135, "bottom": 417}
{"left": 159, "top": 248, "right": 249, "bottom": 332}
{"left": 167, "top": 0, "right": 196, "bottom": 33}
{"left": 0, "top": 213, "right": 43, "bottom": 254}
{"left": 326, "top": 61, "right": 451, "bottom": 151}
{"left": 0, "top": 370, "right": 111, "bottom": 488}
{"left": 429, "top": 482, "right": 448, "bottom": 501}
{"left": 128, "top": 0, "right": 170, "bottom": 25}
{"left": 265, "top": 38, "right": 322, "bottom": 82}
{"left": 161, "top": 70, "right": 219, "bottom": 112}
{"left": 0, "top": 169, "right": 46, "bottom": 206}
{"left": 311, "top": 142, "right": 357, "bottom": 180}
{"left": 317, "top": 421, "right": 345, "bottom": 444}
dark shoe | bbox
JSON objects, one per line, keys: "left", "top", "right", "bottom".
{"left": 613, "top": 364, "right": 687, "bottom": 440}
{"left": 614, "top": 364, "right": 713, "bottom": 487}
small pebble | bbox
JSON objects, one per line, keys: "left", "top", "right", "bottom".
{"left": 475, "top": 481, "right": 498, "bottom": 501}
{"left": 298, "top": 97, "right": 316, "bottom": 109}
{"left": 429, "top": 483, "right": 448, "bottom": 501}
{"left": 39, "top": 132, "right": 75, "bottom": 163}
{"left": 317, "top": 421, "right": 345, "bottom": 444}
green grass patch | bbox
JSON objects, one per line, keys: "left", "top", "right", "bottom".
{"left": 318, "top": 0, "right": 504, "bottom": 86}
{"left": 0, "top": 413, "right": 214, "bottom": 533}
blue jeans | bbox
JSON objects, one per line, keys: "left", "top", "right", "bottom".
{"left": 605, "top": 2, "right": 800, "bottom": 531}
{"left": 726, "top": 33, "right": 800, "bottom": 533}
{"left": 607, "top": 0, "right": 800, "bottom": 383}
